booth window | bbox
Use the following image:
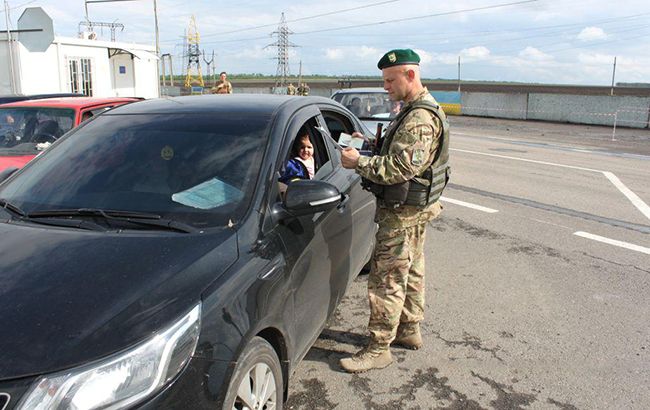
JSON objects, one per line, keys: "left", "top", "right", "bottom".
{"left": 68, "top": 58, "right": 94, "bottom": 96}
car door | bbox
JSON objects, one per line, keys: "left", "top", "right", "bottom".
{"left": 269, "top": 106, "right": 353, "bottom": 360}
{"left": 318, "top": 105, "right": 377, "bottom": 286}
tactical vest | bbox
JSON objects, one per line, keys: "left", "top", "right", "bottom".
{"left": 371, "top": 99, "right": 450, "bottom": 207}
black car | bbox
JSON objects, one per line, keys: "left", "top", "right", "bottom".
{"left": 0, "top": 95, "right": 376, "bottom": 409}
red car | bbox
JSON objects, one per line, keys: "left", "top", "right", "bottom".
{"left": 0, "top": 97, "right": 140, "bottom": 172}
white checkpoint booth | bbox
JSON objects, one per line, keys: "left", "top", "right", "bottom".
{"left": 0, "top": 7, "right": 159, "bottom": 98}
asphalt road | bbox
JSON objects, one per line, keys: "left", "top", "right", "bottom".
{"left": 286, "top": 117, "right": 650, "bottom": 409}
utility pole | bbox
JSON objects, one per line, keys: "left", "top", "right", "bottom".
{"left": 161, "top": 53, "right": 173, "bottom": 87}
{"left": 298, "top": 60, "right": 302, "bottom": 89}
{"left": 610, "top": 56, "right": 617, "bottom": 96}
{"left": 4, "top": 0, "right": 16, "bottom": 93}
{"left": 457, "top": 56, "right": 461, "bottom": 93}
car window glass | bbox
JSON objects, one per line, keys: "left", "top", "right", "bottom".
{"left": 320, "top": 110, "right": 354, "bottom": 143}
{"left": 0, "top": 108, "right": 74, "bottom": 151}
{"left": 0, "top": 113, "right": 272, "bottom": 228}
{"left": 335, "top": 92, "right": 399, "bottom": 120}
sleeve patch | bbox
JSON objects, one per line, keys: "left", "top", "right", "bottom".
{"left": 411, "top": 142, "right": 425, "bottom": 166}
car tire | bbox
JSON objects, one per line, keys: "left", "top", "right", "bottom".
{"left": 222, "top": 336, "right": 283, "bottom": 410}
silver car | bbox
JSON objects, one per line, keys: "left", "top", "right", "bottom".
{"left": 331, "top": 87, "right": 400, "bottom": 136}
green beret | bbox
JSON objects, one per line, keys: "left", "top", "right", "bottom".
{"left": 377, "top": 49, "right": 420, "bottom": 69}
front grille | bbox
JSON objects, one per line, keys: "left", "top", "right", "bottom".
{"left": 0, "top": 393, "right": 9, "bottom": 410}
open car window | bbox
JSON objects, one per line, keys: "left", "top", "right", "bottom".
{"left": 276, "top": 116, "right": 333, "bottom": 197}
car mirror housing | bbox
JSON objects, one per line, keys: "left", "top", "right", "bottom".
{"left": 273, "top": 180, "right": 342, "bottom": 221}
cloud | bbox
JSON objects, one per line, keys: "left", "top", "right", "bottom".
{"left": 321, "top": 45, "right": 379, "bottom": 62}
{"left": 358, "top": 46, "right": 380, "bottom": 59}
{"left": 577, "top": 27, "right": 607, "bottom": 41}
{"left": 414, "top": 49, "right": 433, "bottom": 65}
{"left": 577, "top": 52, "right": 615, "bottom": 65}
{"left": 231, "top": 45, "right": 274, "bottom": 60}
{"left": 325, "top": 48, "right": 344, "bottom": 60}
{"left": 460, "top": 46, "right": 490, "bottom": 60}
{"left": 518, "top": 47, "right": 553, "bottom": 61}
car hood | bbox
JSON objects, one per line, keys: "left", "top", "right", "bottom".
{"left": 0, "top": 221, "right": 238, "bottom": 380}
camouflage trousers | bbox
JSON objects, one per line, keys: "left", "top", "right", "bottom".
{"left": 367, "top": 221, "right": 427, "bottom": 347}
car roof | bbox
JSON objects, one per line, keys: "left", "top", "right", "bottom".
{"left": 332, "top": 88, "right": 387, "bottom": 94}
{"left": 0, "top": 97, "right": 141, "bottom": 109}
{"left": 0, "top": 93, "right": 85, "bottom": 104}
{"left": 106, "top": 94, "right": 337, "bottom": 116}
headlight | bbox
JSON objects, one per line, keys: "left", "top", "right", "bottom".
{"left": 18, "top": 303, "right": 201, "bottom": 410}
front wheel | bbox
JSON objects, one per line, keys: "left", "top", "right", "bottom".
{"left": 223, "top": 336, "right": 283, "bottom": 410}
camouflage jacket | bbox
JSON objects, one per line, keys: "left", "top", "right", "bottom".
{"left": 214, "top": 80, "right": 232, "bottom": 94}
{"left": 356, "top": 87, "right": 444, "bottom": 228}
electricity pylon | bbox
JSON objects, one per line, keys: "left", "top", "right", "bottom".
{"left": 184, "top": 16, "right": 204, "bottom": 88}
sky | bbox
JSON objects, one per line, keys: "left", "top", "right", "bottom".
{"left": 2, "top": 0, "right": 650, "bottom": 85}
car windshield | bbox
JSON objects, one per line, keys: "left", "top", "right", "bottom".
{"left": 0, "top": 107, "right": 75, "bottom": 154}
{"left": 0, "top": 113, "right": 271, "bottom": 229}
{"left": 332, "top": 92, "right": 401, "bottom": 120}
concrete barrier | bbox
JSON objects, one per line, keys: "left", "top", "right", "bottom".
{"left": 528, "top": 94, "right": 650, "bottom": 128}
{"left": 461, "top": 92, "right": 528, "bottom": 120}
{"left": 233, "top": 84, "right": 650, "bottom": 128}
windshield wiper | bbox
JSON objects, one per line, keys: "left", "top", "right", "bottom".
{"left": 27, "top": 208, "right": 197, "bottom": 233}
{"left": 0, "top": 201, "right": 106, "bottom": 230}
{"left": 0, "top": 198, "right": 26, "bottom": 217}
{"left": 28, "top": 208, "right": 161, "bottom": 219}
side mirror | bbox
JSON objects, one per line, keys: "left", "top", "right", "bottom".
{"left": 0, "top": 167, "right": 19, "bottom": 184}
{"left": 271, "top": 179, "right": 342, "bottom": 221}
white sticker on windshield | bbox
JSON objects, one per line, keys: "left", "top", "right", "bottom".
{"left": 172, "top": 178, "right": 243, "bottom": 209}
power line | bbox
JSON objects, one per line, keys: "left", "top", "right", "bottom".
{"left": 293, "top": 0, "right": 539, "bottom": 35}
{"left": 167, "top": 0, "right": 540, "bottom": 46}
{"left": 0, "top": 0, "right": 37, "bottom": 15}
{"left": 309, "top": 11, "right": 650, "bottom": 41}
{"left": 202, "top": 0, "right": 400, "bottom": 38}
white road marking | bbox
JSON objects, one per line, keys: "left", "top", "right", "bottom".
{"left": 451, "top": 148, "right": 650, "bottom": 223}
{"left": 574, "top": 231, "right": 650, "bottom": 255}
{"left": 602, "top": 172, "right": 650, "bottom": 221}
{"left": 451, "top": 148, "right": 603, "bottom": 172}
{"left": 440, "top": 196, "right": 499, "bottom": 213}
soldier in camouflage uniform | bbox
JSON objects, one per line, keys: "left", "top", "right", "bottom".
{"left": 301, "top": 82, "right": 310, "bottom": 96}
{"left": 287, "top": 83, "right": 296, "bottom": 95}
{"left": 211, "top": 71, "right": 233, "bottom": 94}
{"left": 340, "top": 49, "right": 448, "bottom": 373}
